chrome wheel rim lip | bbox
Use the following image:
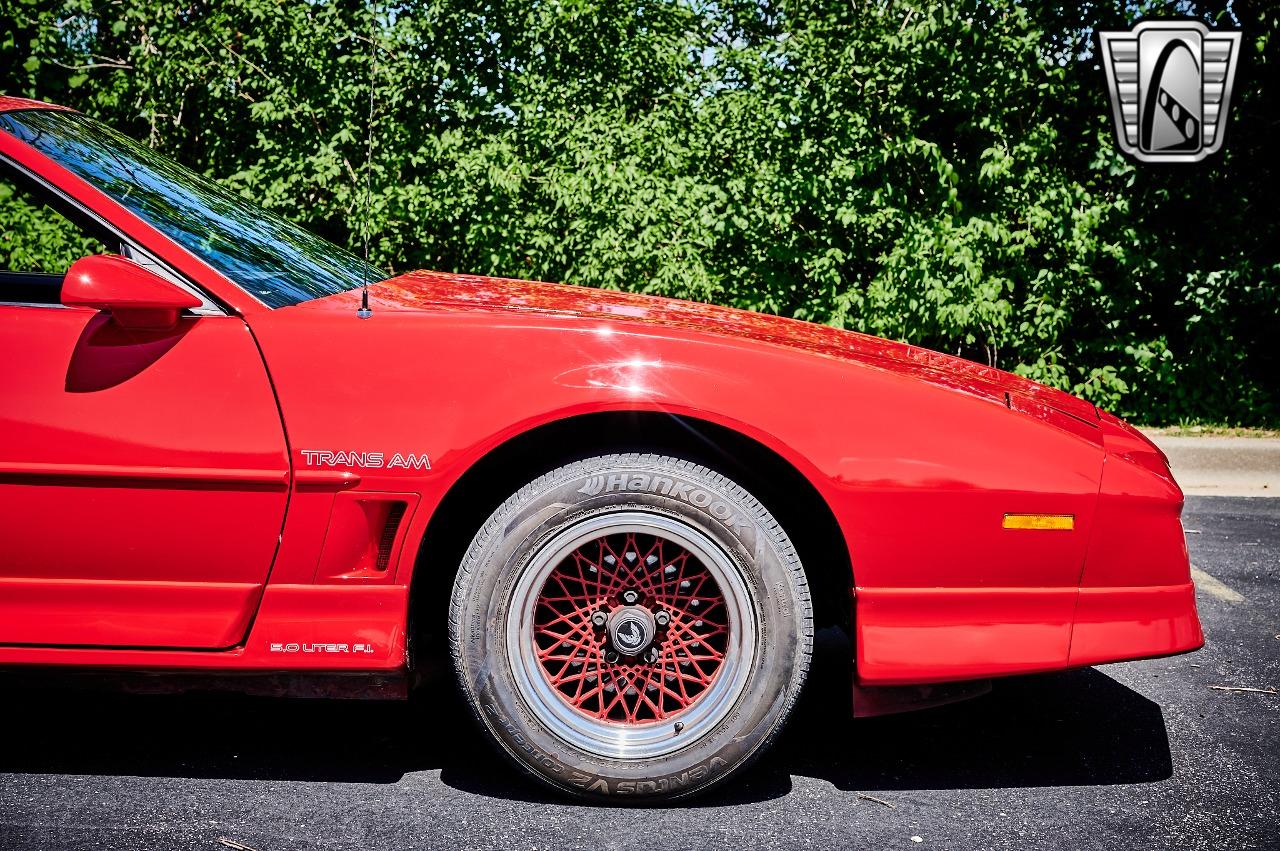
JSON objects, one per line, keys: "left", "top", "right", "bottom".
{"left": 506, "top": 510, "right": 756, "bottom": 760}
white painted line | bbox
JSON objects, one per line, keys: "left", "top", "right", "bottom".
{"left": 1191, "top": 566, "right": 1246, "bottom": 603}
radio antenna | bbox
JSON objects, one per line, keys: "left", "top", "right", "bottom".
{"left": 357, "top": 0, "right": 379, "bottom": 320}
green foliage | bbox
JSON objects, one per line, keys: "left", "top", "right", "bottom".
{"left": 0, "top": 181, "right": 102, "bottom": 271}
{"left": 1, "top": 0, "right": 1276, "bottom": 424}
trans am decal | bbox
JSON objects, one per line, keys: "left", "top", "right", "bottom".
{"left": 300, "top": 449, "right": 431, "bottom": 470}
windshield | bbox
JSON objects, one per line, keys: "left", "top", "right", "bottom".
{"left": 0, "top": 110, "right": 382, "bottom": 308}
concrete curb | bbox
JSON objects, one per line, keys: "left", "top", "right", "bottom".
{"left": 1143, "top": 433, "right": 1280, "bottom": 497}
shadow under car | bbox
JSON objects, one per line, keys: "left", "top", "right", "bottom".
{"left": 0, "top": 630, "right": 1172, "bottom": 805}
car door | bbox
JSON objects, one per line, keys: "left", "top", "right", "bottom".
{"left": 0, "top": 168, "right": 290, "bottom": 649}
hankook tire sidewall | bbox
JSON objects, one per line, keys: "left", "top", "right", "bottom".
{"left": 455, "top": 460, "right": 803, "bottom": 800}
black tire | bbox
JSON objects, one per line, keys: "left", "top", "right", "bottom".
{"left": 448, "top": 453, "right": 813, "bottom": 801}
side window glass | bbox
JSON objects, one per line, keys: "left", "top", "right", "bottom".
{"left": 0, "top": 175, "right": 106, "bottom": 304}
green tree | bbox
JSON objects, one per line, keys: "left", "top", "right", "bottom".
{"left": 1, "top": 0, "right": 1275, "bottom": 424}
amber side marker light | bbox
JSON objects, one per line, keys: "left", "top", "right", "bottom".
{"left": 1002, "top": 513, "right": 1075, "bottom": 531}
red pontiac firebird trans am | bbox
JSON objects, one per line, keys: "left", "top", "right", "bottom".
{"left": 0, "top": 97, "right": 1202, "bottom": 800}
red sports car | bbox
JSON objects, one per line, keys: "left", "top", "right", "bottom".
{"left": 0, "top": 97, "right": 1202, "bottom": 800}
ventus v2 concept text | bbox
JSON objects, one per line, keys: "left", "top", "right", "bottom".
{"left": 0, "top": 98, "right": 1203, "bottom": 801}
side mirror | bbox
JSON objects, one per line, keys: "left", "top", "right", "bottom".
{"left": 61, "top": 254, "right": 202, "bottom": 329}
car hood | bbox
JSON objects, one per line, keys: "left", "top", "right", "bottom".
{"left": 304, "top": 269, "right": 1099, "bottom": 424}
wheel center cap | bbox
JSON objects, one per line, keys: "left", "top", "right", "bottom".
{"left": 607, "top": 606, "right": 656, "bottom": 656}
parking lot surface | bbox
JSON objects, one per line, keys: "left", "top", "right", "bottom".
{"left": 1, "top": 496, "right": 1276, "bottom": 850}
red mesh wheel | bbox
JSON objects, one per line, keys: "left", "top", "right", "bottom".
{"left": 531, "top": 531, "right": 730, "bottom": 724}
{"left": 462, "top": 458, "right": 811, "bottom": 793}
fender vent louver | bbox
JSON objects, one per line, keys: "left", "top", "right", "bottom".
{"left": 375, "top": 502, "right": 408, "bottom": 572}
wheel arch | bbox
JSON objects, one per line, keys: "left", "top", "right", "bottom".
{"left": 406, "top": 410, "right": 852, "bottom": 671}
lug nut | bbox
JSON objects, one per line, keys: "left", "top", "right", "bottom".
{"left": 605, "top": 650, "right": 620, "bottom": 664}
{"left": 621, "top": 590, "right": 640, "bottom": 605}
{"left": 644, "top": 647, "right": 660, "bottom": 663}
{"left": 591, "top": 610, "right": 608, "bottom": 628}
{"left": 654, "top": 610, "right": 670, "bottom": 627}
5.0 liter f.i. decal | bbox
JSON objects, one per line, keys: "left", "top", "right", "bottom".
{"left": 269, "top": 642, "right": 375, "bottom": 654}
{"left": 300, "top": 449, "right": 431, "bottom": 470}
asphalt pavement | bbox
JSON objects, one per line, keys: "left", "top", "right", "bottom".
{"left": 1, "top": 495, "right": 1277, "bottom": 850}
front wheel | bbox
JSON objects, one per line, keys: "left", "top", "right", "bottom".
{"left": 448, "top": 453, "right": 813, "bottom": 801}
